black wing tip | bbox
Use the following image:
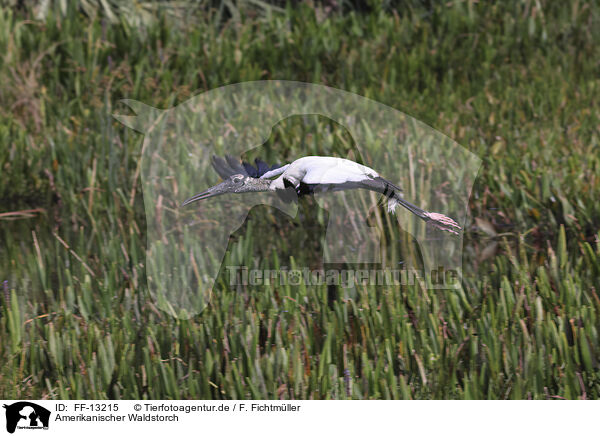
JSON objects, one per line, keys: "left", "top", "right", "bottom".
{"left": 211, "top": 155, "right": 234, "bottom": 179}
{"left": 211, "top": 154, "right": 281, "bottom": 179}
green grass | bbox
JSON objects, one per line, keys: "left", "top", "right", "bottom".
{"left": 1, "top": 1, "right": 599, "bottom": 399}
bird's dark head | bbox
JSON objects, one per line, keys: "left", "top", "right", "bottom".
{"left": 181, "top": 174, "right": 271, "bottom": 207}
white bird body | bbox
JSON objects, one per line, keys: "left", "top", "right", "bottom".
{"left": 182, "top": 155, "right": 461, "bottom": 234}
{"left": 266, "top": 156, "right": 379, "bottom": 191}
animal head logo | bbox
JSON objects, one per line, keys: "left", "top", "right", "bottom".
{"left": 3, "top": 402, "right": 50, "bottom": 434}
{"left": 114, "top": 81, "right": 481, "bottom": 318}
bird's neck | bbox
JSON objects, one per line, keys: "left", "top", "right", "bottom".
{"left": 246, "top": 178, "right": 273, "bottom": 192}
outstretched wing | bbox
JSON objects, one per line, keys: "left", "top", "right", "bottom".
{"left": 299, "top": 176, "right": 401, "bottom": 197}
{"left": 297, "top": 158, "right": 402, "bottom": 196}
{"left": 211, "top": 155, "right": 283, "bottom": 179}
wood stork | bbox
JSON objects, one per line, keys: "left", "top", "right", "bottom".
{"left": 181, "top": 155, "right": 461, "bottom": 234}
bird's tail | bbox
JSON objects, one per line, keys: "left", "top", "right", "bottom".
{"left": 388, "top": 195, "right": 461, "bottom": 235}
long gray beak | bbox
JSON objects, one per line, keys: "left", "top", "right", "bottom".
{"left": 180, "top": 182, "right": 227, "bottom": 207}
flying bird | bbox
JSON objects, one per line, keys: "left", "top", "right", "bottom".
{"left": 181, "top": 155, "right": 461, "bottom": 234}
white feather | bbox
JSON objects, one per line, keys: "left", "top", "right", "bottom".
{"left": 387, "top": 197, "right": 400, "bottom": 214}
{"left": 260, "top": 164, "right": 289, "bottom": 179}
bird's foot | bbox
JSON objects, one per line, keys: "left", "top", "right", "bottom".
{"left": 424, "top": 212, "right": 461, "bottom": 235}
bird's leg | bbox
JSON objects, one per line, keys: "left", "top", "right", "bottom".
{"left": 391, "top": 195, "right": 461, "bottom": 235}
{"left": 422, "top": 212, "right": 461, "bottom": 235}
